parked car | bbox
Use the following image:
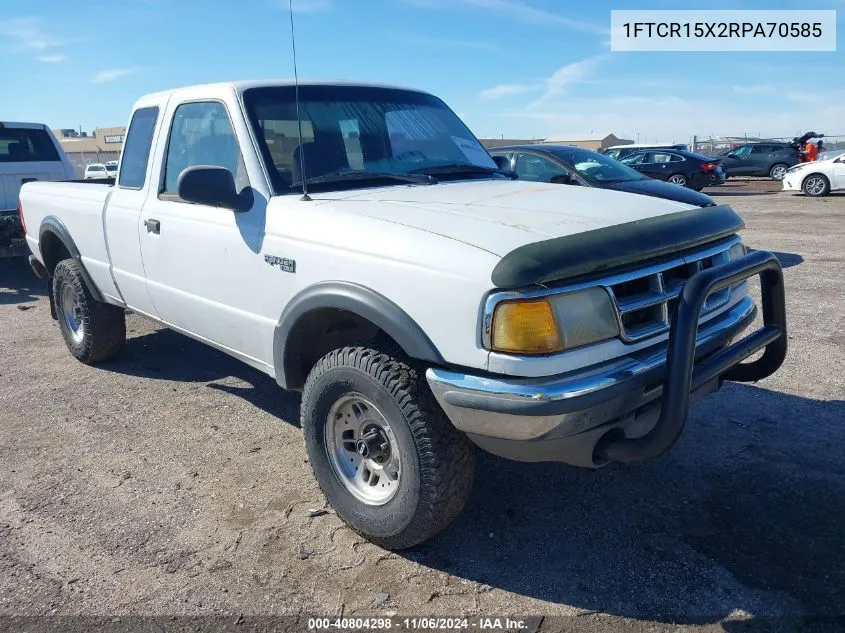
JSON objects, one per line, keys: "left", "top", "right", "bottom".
{"left": 490, "top": 145, "right": 716, "bottom": 207}
{"left": 782, "top": 151, "right": 845, "bottom": 197}
{"left": 84, "top": 163, "right": 109, "bottom": 180}
{"left": 19, "top": 80, "right": 787, "bottom": 549}
{"left": 718, "top": 143, "right": 801, "bottom": 180}
{"left": 620, "top": 148, "right": 725, "bottom": 190}
{"left": 601, "top": 143, "right": 688, "bottom": 160}
{"left": 0, "top": 121, "right": 75, "bottom": 258}
{"left": 105, "top": 161, "right": 119, "bottom": 178}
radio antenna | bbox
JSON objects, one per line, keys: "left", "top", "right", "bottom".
{"left": 289, "top": 0, "right": 311, "bottom": 201}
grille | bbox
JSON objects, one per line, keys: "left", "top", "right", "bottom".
{"left": 606, "top": 242, "right": 735, "bottom": 342}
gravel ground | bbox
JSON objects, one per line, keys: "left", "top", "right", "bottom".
{"left": 0, "top": 180, "right": 843, "bottom": 632}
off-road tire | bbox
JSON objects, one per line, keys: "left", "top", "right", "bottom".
{"left": 53, "top": 258, "right": 126, "bottom": 363}
{"left": 301, "top": 345, "right": 475, "bottom": 549}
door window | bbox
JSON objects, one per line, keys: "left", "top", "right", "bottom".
{"left": 750, "top": 145, "right": 771, "bottom": 154}
{"left": 620, "top": 152, "right": 647, "bottom": 165}
{"left": 651, "top": 152, "right": 682, "bottom": 163}
{"left": 514, "top": 153, "right": 566, "bottom": 182}
{"left": 162, "top": 101, "right": 247, "bottom": 196}
{"left": 732, "top": 146, "right": 752, "bottom": 157}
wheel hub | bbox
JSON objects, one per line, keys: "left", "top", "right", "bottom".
{"left": 325, "top": 395, "right": 401, "bottom": 506}
{"left": 355, "top": 427, "right": 390, "bottom": 462}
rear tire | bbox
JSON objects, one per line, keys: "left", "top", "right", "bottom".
{"left": 53, "top": 259, "right": 126, "bottom": 363}
{"left": 769, "top": 163, "right": 788, "bottom": 181}
{"left": 300, "top": 345, "right": 475, "bottom": 549}
{"left": 668, "top": 174, "right": 688, "bottom": 187}
{"left": 802, "top": 174, "right": 830, "bottom": 197}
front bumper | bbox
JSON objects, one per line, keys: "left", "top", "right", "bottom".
{"left": 427, "top": 251, "right": 787, "bottom": 467}
{"left": 782, "top": 172, "right": 803, "bottom": 191}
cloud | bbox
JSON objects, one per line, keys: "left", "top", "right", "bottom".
{"left": 732, "top": 84, "right": 773, "bottom": 94}
{"left": 289, "top": 0, "right": 331, "bottom": 12}
{"left": 480, "top": 82, "right": 543, "bottom": 101}
{"left": 0, "top": 17, "right": 65, "bottom": 52}
{"left": 92, "top": 68, "right": 137, "bottom": 84}
{"left": 389, "top": 33, "right": 500, "bottom": 52}
{"left": 404, "top": 0, "right": 604, "bottom": 34}
{"left": 527, "top": 55, "right": 607, "bottom": 108}
{"left": 37, "top": 54, "right": 66, "bottom": 63}
{"left": 478, "top": 55, "right": 607, "bottom": 105}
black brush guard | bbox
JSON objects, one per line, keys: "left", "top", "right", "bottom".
{"left": 600, "top": 249, "right": 787, "bottom": 463}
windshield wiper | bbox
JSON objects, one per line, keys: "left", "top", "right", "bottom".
{"left": 409, "top": 163, "right": 503, "bottom": 177}
{"left": 292, "top": 169, "right": 436, "bottom": 187}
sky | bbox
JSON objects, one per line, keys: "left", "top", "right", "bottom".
{"left": 1, "top": 0, "right": 843, "bottom": 143}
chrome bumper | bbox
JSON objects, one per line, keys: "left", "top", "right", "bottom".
{"left": 427, "top": 252, "right": 787, "bottom": 468}
{"left": 427, "top": 297, "right": 754, "bottom": 438}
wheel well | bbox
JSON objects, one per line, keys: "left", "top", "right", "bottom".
{"left": 802, "top": 172, "right": 828, "bottom": 187}
{"left": 39, "top": 230, "right": 72, "bottom": 275}
{"left": 283, "top": 308, "right": 393, "bottom": 390}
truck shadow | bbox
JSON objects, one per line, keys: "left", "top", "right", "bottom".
{"left": 0, "top": 256, "right": 45, "bottom": 306}
{"left": 409, "top": 383, "right": 845, "bottom": 625}
{"left": 99, "top": 327, "right": 300, "bottom": 425}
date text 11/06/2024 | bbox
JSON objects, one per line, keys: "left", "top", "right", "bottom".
{"left": 308, "top": 617, "right": 530, "bottom": 630}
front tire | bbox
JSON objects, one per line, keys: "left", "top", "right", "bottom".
{"left": 300, "top": 346, "right": 475, "bottom": 550}
{"left": 802, "top": 174, "right": 830, "bottom": 197}
{"left": 770, "top": 163, "right": 788, "bottom": 181}
{"left": 53, "top": 259, "right": 126, "bottom": 363}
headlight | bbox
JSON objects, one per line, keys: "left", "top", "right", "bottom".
{"left": 490, "top": 287, "right": 619, "bottom": 354}
{"left": 727, "top": 242, "right": 747, "bottom": 261}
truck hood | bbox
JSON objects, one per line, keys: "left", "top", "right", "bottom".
{"left": 314, "top": 179, "right": 697, "bottom": 256}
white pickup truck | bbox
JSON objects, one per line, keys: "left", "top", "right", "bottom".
{"left": 19, "top": 81, "right": 787, "bottom": 549}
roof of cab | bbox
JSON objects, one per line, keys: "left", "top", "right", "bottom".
{"left": 137, "top": 79, "right": 432, "bottom": 102}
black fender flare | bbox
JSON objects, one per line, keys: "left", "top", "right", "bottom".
{"left": 39, "top": 216, "right": 104, "bottom": 302}
{"left": 273, "top": 281, "right": 445, "bottom": 390}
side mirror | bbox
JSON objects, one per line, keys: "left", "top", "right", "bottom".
{"left": 492, "top": 155, "right": 514, "bottom": 173}
{"left": 177, "top": 165, "right": 246, "bottom": 211}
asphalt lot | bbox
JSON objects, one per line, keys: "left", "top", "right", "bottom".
{"left": 1, "top": 179, "right": 843, "bottom": 632}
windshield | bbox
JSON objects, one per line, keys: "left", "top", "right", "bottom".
{"left": 549, "top": 147, "right": 646, "bottom": 182}
{"left": 818, "top": 150, "right": 845, "bottom": 161}
{"left": 243, "top": 85, "right": 497, "bottom": 193}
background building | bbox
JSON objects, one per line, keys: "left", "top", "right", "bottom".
{"left": 53, "top": 127, "right": 125, "bottom": 176}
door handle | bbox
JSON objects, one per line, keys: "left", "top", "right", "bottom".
{"left": 145, "top": 219, "right": 160, "bottom": 234}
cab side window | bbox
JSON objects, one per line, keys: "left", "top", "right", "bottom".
{"left": 162, "top": 101, "right": 248, "bottom": 196}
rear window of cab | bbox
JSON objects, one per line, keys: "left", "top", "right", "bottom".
{"left": 0, "top": 128, "right": 61, "bottom": 163}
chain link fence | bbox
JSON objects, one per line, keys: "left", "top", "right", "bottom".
{"left": 691, "top": 134, "right": 845, "bottom": 157}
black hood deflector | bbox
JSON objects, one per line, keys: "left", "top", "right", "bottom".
{"left": 491, "top": 205, "right": 744, "bottom": 289}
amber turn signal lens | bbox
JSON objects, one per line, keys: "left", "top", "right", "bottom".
{"left": 491, "top": 299, "right": 562, "bottom": 354}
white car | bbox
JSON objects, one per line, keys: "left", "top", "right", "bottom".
{"left": 18, "top": 80, "right": 787, "bottom": 548}
{"left": 83, "top": 163, "right": 109, "bottom": 179}
{"left": 0, "top": 121, "right": 75, "bottom": 258}
{"left": 782, "top": 151, "right": 845, "bottom": 197}
{"left": 105, "top": 161, "right": 119, "bottom": 178}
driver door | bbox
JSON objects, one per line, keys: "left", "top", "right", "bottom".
{"left": 138, "top": 99, "right": 273, "bottom": 366}
{"left": 723, "top": 146, "right": 753, "bottom": 175}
